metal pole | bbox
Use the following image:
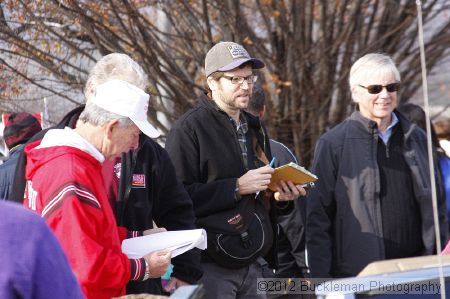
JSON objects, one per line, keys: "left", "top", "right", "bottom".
{"left": 415, "top": 1, "right": 445, "bottom": 298}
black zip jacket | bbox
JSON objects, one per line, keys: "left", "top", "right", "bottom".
{"left": 10, "top": 106, "right": 202, "bottom": 294}
{"left": 166, "top": 94, "right": 279, "bottom": 269}
{"left": 306, "top": 110, "right": 448, "bottom": 278}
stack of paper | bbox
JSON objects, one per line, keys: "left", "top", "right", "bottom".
{"left": 122, "top": 229, "right": 207, "bottom": 259}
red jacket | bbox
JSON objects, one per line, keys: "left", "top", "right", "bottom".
{"left": 23, "top": 139, "right": 144, "bottom": 299}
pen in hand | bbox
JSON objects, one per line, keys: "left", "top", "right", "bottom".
{"left": 255, "top": 157, "right": 276, "bottom": 199}
{"left": 268, "top": 157, "right": 276, "bottom": 168}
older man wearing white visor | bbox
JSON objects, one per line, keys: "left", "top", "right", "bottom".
{"left": 91, "top": 79, "right": 160, "bottom": 143}
{"left": 23, "top": 79, "right": 171, "bottom": 299}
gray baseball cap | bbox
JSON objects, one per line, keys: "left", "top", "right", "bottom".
{"left": 204, "top": 41, "right": 265, "bottom": 78}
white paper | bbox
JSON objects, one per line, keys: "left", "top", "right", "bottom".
{"left": 121, "top": 229, "right": 207, "bottom": 259}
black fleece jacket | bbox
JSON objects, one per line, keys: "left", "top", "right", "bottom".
{"left": 166, "top": 94, "right": 279, "bottom": 269}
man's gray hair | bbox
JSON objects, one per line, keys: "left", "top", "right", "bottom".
{"left": 80, "top": 53, "right": 147, "bottom": 127}
{"left": 349, "top": 53, "right": 401, "bottom": 89}
{"left": 84, "top": 53, "right": 148, "bottom": 102}
{"left": 79, "top": 102, "right": 133, "bottom": 128}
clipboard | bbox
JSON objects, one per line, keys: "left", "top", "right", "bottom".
{"left": 267, "top": 162, "right": 318, "bottom": 191}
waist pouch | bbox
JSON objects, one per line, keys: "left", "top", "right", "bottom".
{"left": 197, "top": 198, "right": 273, "bottom": 269}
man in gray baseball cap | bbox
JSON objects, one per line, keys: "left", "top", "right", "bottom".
{"left": 204, "top": 41, "right": 265, "bottom": 77}
{"left": 166, "top": 42, "right": 307, "bottom": 298}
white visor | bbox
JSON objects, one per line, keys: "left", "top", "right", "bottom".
{"left": 93, "top": 80, "right": 160, "bottom": 138}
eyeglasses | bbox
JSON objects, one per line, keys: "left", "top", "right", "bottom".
{"left": 359, "top": 83, "right": 400, "bottom": 94}
{"left": 222, "top": 75, "right": 258, "bottom": 85}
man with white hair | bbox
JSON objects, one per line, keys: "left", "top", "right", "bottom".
{"left": 23, "top": 77, "right": 171, "bottom": 298}
{"left": 306, "top": 53, "right": 447, "bottom": 279}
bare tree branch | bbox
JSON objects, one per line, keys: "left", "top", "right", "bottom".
{"left": 1, "top": 0, "right": 449, "bottom": 165}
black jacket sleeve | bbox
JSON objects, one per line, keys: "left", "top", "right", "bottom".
{"left": 306, "top": 138, "right": 337, "bottom": 278}
{"left": 165, "top": 123, "right": 237, "bottom": 218}
{"left": 152, "top": 148, "right": 202, "bottom": 283}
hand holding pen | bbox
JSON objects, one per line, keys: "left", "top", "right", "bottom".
{"left": 255, "top": 157, "right": 276, "bottom": 198}
{"left": 269, "top": 157, "right": 276, "bottom": 168}
{"left": 236, "top": 158, "right": 275, "bottom": 197}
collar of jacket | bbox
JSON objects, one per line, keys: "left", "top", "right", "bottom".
{"left": 8, "top": 143, "right": 25, "bottom": 155}
{"left": 394, "top": 109, "right": 417, "bottom": 140}
{"left": 198, "top": 93, "right": 270, "bottom": 164}
{"left": 198, "top": 93, "right": 263, "bottom": 131}
{"left": 350, "top": 111, "right": 378, "bottom": 132}
{"left": 59, "top": 105, "right": 85, "bottom": 129}
{"left": 350, "top": 110, "right": 415, "bottom": 141}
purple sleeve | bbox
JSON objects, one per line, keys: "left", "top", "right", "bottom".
{"left": 0, "top": 201, "right": 84, "bottom": 299}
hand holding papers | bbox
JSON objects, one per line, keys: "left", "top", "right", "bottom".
{"left": 267, "top": 162, "right": 318, "bottom": 192}
{"left": 145, "top": 250, "right": 171, "bottom": 279}
{"left": 121, "top": 229, "right": 207, "bottom": 259}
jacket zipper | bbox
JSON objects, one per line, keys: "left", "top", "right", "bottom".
{"left": 126, "top": 149, "right": 139, "bottom": 200}
{"left": 385, "top": 141, "right": 390, "bottom": 158}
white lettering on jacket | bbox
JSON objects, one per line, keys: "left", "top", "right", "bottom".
{"left": 26, "top": 180, "right": 38, "bottom": 211}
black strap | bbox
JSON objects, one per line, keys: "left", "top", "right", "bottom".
{"left": 116, "top": 151, "right": 132, "bottom": 225}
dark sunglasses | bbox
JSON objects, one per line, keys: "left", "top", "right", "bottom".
{"left": 359, "top": 83, "right": 400, "bottom": 94}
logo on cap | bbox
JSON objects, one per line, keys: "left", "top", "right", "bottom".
{"left": 227, "top": 45, "right": 250, "bottom": 59}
